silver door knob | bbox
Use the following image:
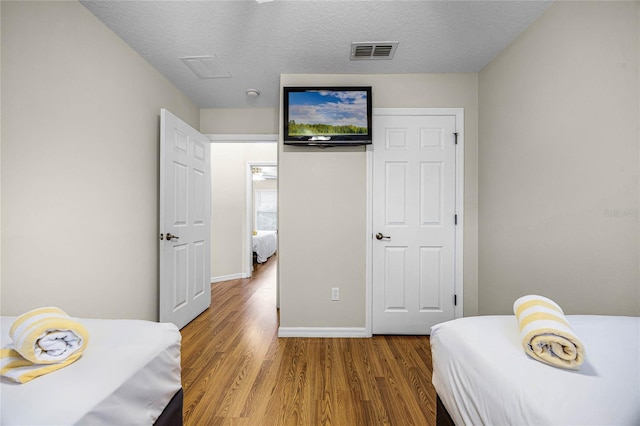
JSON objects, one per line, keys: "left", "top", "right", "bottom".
{"left": 166, "top": 233, "right": 180, "bottom": 241}
{"left": 375, "top": 233, "right": 391, "bottom": 240}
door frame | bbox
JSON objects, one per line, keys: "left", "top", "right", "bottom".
{"left": 245, "top": 160, "right": 278, "bottom": 278}
{"left": 365, "top": 108, "right": 464, "bottom": 336}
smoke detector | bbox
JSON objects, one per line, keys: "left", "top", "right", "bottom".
{"left": 350, "top": 42, "right": 399, "bottom": 60}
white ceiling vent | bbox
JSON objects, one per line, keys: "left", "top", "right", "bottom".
{"left": 179, "top": 55, "right": 231, "bottom": 79}
{"left": 350, "top": 42, "right": 399, "bottom": 60}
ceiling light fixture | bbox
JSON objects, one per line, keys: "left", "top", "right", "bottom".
{"left": 246, "top": 89, "right": 260, "bottom": 98}
{"left": 252, "top": 167, "right": 265, "bottom": 181}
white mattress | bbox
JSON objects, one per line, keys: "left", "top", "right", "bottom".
{"left": 431, "top": 315, "right": 640, "bottom": 426}
{"left": 253, "top": 230, "right": 277, "bottom": 263}
{"left": 1, "top": 317, "right": 181, "bottom": 425}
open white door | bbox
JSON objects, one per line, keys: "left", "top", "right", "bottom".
{"left": 372, "top": 111, "right": 459, "bottom": 334}
{"left": 160, "top": 109, "right": 211, "bottom": 329}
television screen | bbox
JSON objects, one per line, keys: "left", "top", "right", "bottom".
{"left": 283, "top": 86, "right": 372, "bottom": 146}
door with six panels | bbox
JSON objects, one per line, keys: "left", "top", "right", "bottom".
{"left": 372, "top": 113, "right": 458, "bottom": 334}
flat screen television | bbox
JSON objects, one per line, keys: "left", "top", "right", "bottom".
{"left": 283, "top": 86, "right": 372, "bottom": 146}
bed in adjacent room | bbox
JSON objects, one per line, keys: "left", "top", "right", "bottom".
{"left": 253, "top": 230, "right": 277, "bottom": 263}
{"left": 1, "top": 316, "right": 183, "bottom": 425}
{"left": 430, "top": 315, "right": 640, "bottom": 426}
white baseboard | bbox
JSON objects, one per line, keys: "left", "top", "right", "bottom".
{"left": 210, "top": 273, "right": 249, "bottom": 284}
{"left": 277, "top": 327, "right": 368, "bottom": 338}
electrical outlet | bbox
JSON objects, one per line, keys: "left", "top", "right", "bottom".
{"left": 331, "top": 287, "right": 340, "bottom": 301}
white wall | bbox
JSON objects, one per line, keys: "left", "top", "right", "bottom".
{"left": 478, "top": 1, "right": 640, "bottom": 315}
{"left": 279, "top": 74, "right": 479, "bottom": 328}
{"left": 1, "top": 1, "right": 200, "bottom": 319}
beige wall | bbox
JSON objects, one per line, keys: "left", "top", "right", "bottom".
{"left": 4, "top": 0, "right": 631, "bottom": 328}
{"left": 478, "top": 1, "right": 640, "bottom": 315}
{"left": 1, "top": 1, "right": 199, "bottom": 319}
{"left": 0, "top": 1, "right": 3, "bottom": 305}
{"left": 200, "top": 108, "right": 278, "bottom": 135}
{"left": 279, "top": 73, "right": 479, "bottom": 328}
{"left": 208, "top": 142, "right": 277, "bottom": 279}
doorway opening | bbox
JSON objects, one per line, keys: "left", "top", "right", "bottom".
{"left": 207, "top": 135, "right": 278, "bottom": 313}
{"left": 246, "top": 161, "right": 278, "bottom": 277}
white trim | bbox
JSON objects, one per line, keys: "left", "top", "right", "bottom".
{"left": 453, "top": 110, "right": 465, "bottom": 319}
{"left": 365, "top": 144, "right": 374, "bottom": 338}
{"left": 366, "top": 108, "right": 465, "bottom": 333}
{"left": 207, "top": 133, "right": 278, "bottom": 142}
{"left": 373, "top": 108, "right": 461, "bottom": 117}
{"left": 211, "top": 273, "right": 249, "bottom": 283}
{"left": 246, "top": 164, "right": 253, "bottom": 279}
{"left": 278, "top": 327, "right": 368, "bottom": 338}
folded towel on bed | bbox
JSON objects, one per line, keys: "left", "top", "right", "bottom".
{"left": 1, "top": 307, "right": 89, "bottom": 383}
{"left": 513, "top": 295, "right": 585, "bottom": 370}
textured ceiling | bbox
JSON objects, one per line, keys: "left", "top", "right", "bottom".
{"left": 81, "top": 0, "right": 552, "bottom": 109}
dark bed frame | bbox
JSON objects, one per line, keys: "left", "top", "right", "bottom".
{"left": 154, "top": 388, "right": 183, "bottom": 426}
{"left": 436, "top": 394, "right": 456, "bottom": 426}
{"left": 157, "top": 388, "right": 446, "bottom": 426}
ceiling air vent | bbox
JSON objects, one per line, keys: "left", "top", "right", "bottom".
{"left": 350, "top": 42, "right": 398, "bottom": 60}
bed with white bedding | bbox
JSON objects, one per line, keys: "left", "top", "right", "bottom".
{"left": 253, "top": 230, "right": 277, "bottom": 263}
{"left": 1, "top": 316, "right": 182, "bottom": 425}
{"left": 430, "top": 315, "right": 640, "bottom": 426}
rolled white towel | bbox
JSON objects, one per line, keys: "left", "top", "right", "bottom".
{"left": 513, "top": 295, "right": 585, "bottom": 370}
{"left": 1, "top": 307, "right": 89, "bottom": 383}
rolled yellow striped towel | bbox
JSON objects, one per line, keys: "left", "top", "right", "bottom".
{"left": 1, "top": 307, "right": 89, "bottom": 383}
{"left": 513, "top": 295, "right": 585, "bottom": 370}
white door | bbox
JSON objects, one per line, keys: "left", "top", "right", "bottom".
{"left": 160, "top": 109, "right": 211, "bottom": 329}
{"left": 372, "top": 113, "right": 458, "bottom": 334}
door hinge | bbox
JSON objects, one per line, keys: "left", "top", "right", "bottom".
{"left": 454, "top": 214, "right": 458, "bottom": 225}
{"left": 454, "top": 294, "right": 457, "bottom": 306}
{"left": 454, "top": 132, "right": 458, "bottom": 145}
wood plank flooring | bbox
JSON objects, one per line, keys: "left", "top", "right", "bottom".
{"left": 180, "top": 255, "right": 437, "bottom": 425}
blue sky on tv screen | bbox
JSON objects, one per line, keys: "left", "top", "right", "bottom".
{"left": 288, "top": 90, "right": 368, "bottom": 127}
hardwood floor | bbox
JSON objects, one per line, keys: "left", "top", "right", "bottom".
{"left": 180, "top": 255, "right": 437, "bottom": 425}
